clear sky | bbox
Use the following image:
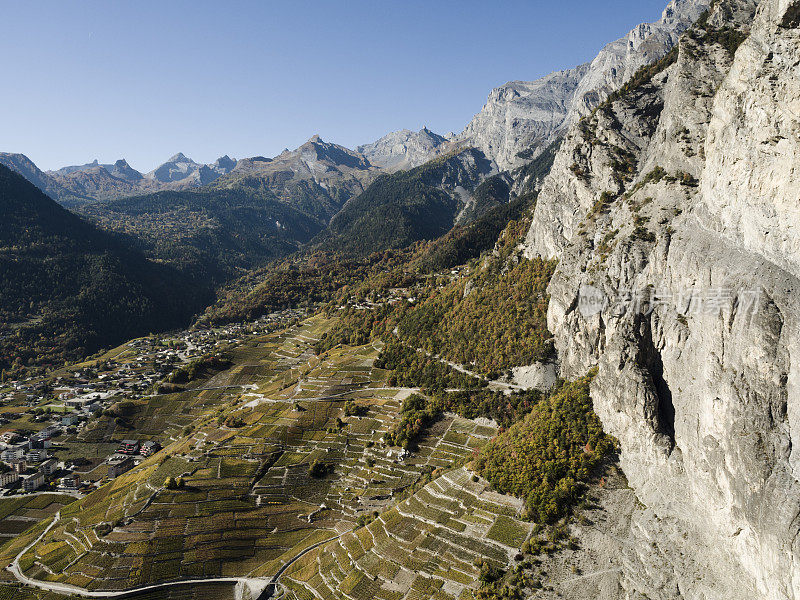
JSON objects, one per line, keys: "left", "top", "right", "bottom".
{"left": 2, "top": 0, "right": 670, "bottom": 172}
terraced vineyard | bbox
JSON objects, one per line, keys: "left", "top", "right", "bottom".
{"left": 5, "top": 316, "right": 514, "bottom": 595}
{"left": 0, "top": 495, "right": 76, "bottom": 541}
{"left": 281, "top": 467, "right": 532, "bottom": 600}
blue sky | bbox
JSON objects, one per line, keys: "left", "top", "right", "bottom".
{"left": 2, "top": 0, "right": 669, "bottom": 171}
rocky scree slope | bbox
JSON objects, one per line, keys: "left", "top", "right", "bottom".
{"left": 523, "top": 0, "right": 799, "bottom": 598}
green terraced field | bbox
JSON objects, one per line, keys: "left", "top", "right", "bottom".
{"left": 281, "top": 467, "right": 532, "bottom": 600}
{"left": 9, "top": 316, "right": 507, "bottom": 594}
{"left": 0, "top": 494, "right": 75, "bottom": 539}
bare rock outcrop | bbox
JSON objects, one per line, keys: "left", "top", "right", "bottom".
{"left": 458, "top": 0, "right": 710, "bottom": 172}
{"left": 522, "top": 0, "right": 800, "bottom": 597}
{"left": 356, "top": 127, "right": 453, "bottom": 171}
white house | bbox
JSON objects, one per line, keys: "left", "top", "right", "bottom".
{"left": 22, "top": 471, "right": 45, "bottom": 492}
{"left": 0, "top": 471, "right": 18, "bottom": 487}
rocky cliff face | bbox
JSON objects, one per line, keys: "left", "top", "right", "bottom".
{"left": 458, "top": 66, "right": 589, "bottom": 172}
{"left": 522, "top": 0, "right": 799, "bottom": 597}
{"left": 458, "top": 0, "right": 710, "bottom": 172}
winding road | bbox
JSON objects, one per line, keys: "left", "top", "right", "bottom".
{"left": 7, "top": 510, "right": 271, "bottom": 599}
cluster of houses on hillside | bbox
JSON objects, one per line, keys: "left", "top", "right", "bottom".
{"left": 104, "top": 439, "right": 161, "bottom": 479}
{"left": 0, "top": 427, "right": 76, "bottom": 492}
{"left": 0, "top": 310, "right": 306, "bottom": 495}
{"left": 0, "top": 428, "right": 164, "bottom": 495}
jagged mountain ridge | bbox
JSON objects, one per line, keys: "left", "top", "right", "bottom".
{"left": 355, "top": 0, "right": 708, "bottom": 175}
{"left": 3, "top": 0, "right": 705, "bottom": 209}
{"left": 457, "top": 0, "right": 711, "bottom": 171}
{"left": 212, "top": 135, "right": 380, "bottom": 222}
{"left": 43, "top": 153, "right": 238, "bottom": 203}
{"left": 144, "top": 152, "right": 237, "bottom": 185}
{"left": 68, "top": 135, "right": 381, "bottom": 284}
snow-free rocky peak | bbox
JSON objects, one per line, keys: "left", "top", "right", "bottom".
{"left": 146, "top": 152, "right": 237, "bottom": 185}
{"left": 357, "top": 127, "right": 452, "bottom": 171}
{"left": 108, "top": 159, "right": 143, "bottom": 182}
{"left": 457, "top": 0, "right": 711, "bottom": 171}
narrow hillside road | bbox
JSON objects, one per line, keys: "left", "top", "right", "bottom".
{"left": 435, "top": 354, "right": 524, "bottom": 392}
{"left": 265, "top": 529, "right": 350, "bottom": 598}
{"left": 395, "top": 336, "right": 524, "bottom": 393}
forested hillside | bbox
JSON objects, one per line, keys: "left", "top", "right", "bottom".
{"left": 195, "top": 163, "right": 549, "bottom": 328}
{"left": 0, "top": 165, "right": 207, "bottom": 375}
{"left": 317, "top": 149, "right": 494, "bottom": 256}
{"left": 76, "top": 186, "right": 324, "bottom": 284}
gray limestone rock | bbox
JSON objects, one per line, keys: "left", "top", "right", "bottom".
{"left": 521, "top": 0, "right": 800, "bottom": 597}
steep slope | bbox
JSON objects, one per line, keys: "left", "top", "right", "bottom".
{"left": 317, "top": 148, "right": 495, "bottom": 256}
{"left": 0, "top": 152, "right": 91, "bottom": 205}
{"left": 356, "top": 127, "right": 453, "bottom": 171}
{"left": 0, "top": 164, "right": 207, "bottom": 374}
{"left": 522, "top": 0, "right": 800, "bottom": 597}
{"left": 457, "top": 0, "right": 710, "bottom": 171}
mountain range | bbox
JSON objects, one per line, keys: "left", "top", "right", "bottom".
{"left": 0, "top": 151, "right": 238, "bottom": 206}
{"left": 1, "top": 1, "right": 707, "bottom": 210}
{"left": 0, "top": 0, "right": 706, "bottom": 366}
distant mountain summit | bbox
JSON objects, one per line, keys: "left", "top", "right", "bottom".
{"left": 0, "top": 153, "right": 242, "bottom": 204}
{"left": 457, "top": 0, "right": 710, "bottom": 170}
{"left": 52, "top": 159, "right": 104, "bottom": 175}
{"left": 146, "top": 152, "right": 198, "bottom": 183}
{"left": 143, "top": 152, "right": 237, "bottom": 186}
{"left": 219, "top": 135, "right": 378, "bottom": 221}
{"left": 356, "top": 127, "right": 453, "bottom": 171}
{"left": 213, "top": 155, "right": 237, "bottom": 172}
{"left": 107, "top": 159, "right": 144, "bottom": 182}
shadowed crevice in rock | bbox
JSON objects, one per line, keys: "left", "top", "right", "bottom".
{"left": 637, "top": 317, "right": 676, "bottom": 446}
{"left": 780, "top": 0, "right": 800, "bottom": 27}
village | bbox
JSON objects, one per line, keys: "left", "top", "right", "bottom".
{"left": 0, "top": 309, "right": 307, "bottom": 497}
